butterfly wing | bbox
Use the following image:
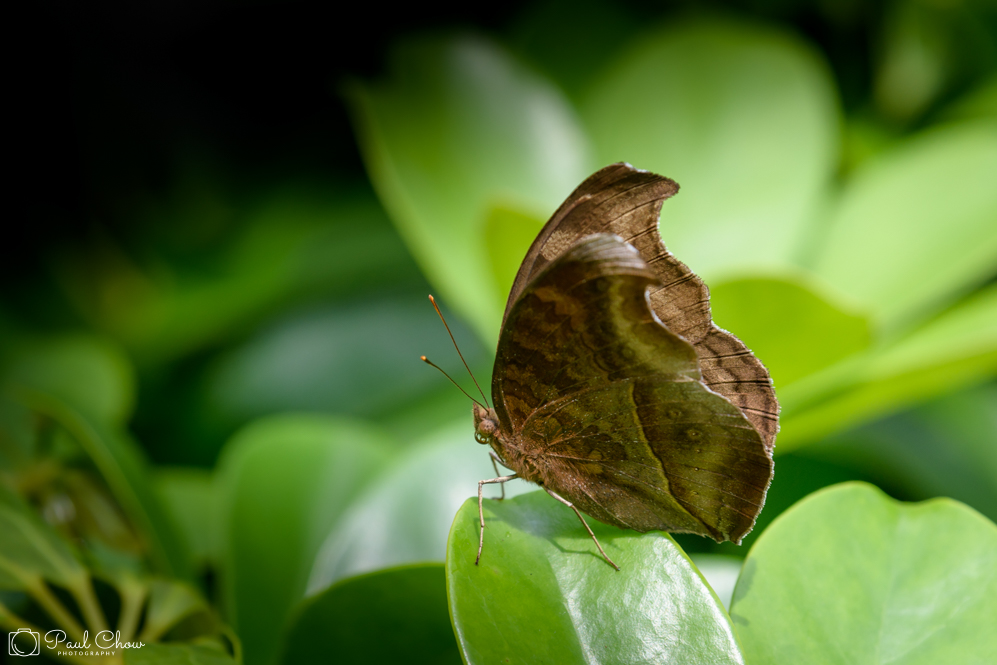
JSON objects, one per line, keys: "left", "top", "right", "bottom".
{"left": 505, "top": 163, "right": 778, "bottom": 449}
{"left": 493, "top": 234, "right": 773, "bottom": 543}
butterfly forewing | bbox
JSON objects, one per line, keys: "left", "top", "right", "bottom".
{"left": 505, "top": 163, "right": 779, "bottom": 449}
{"left": 492, "top": 234, "right": 773, "bottom": 543}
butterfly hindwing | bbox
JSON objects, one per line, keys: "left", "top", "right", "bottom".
{"left": 493, "top": 234, "right": 773, "bottom": 542}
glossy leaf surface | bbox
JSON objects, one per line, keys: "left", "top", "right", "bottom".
{"left": 447, "top": 491, "right": 745, "bottom": 665}
{"left": 730, "top": 482, "right": 997, "bottom": 664}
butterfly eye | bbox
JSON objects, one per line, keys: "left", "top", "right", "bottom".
{"left": 475, "top": 418, "right": 497, "bottom": 444}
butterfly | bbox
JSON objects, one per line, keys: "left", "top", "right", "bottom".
{"left": 430, "top": 163, "right": 777, "bottom": 569}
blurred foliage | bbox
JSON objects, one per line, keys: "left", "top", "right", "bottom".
{"left": 4, "top": 0, "right": 997, "bottom": 662}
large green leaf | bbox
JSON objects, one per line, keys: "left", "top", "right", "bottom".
{"left": 778, "top": 283, "right": 997, "bottom": 449}
{"left": 347, "top": 34, "right": 593, "bottom": 342}
{"left": 730, "top": 482, "right": 997, "bottom": 664}
{"left": 306, "top": 420, "right": 531, "bottom": 593}
{"left": 1, "top": 334, "right": 135, "bottom": 427}
{"left": 204, "top": 296, "right": 485, "bottom": 425}
{"left": 280, "top": 564, "right": 459, "bottom": 665}
{"left": 447, "top": 491, "right": 745, "bottom": 665}
{"left": 155, "top": 467, "right": 217, "bottom": 569}
{"left": 215, "top": 415, "right": 392, "bottom": 665}
{"left": 582, "top": 18, "right": 839, "bottom": 279}
{"left": 812, "top": 120, "right": 997, "bottom": 334}
{"left": 709, "top": 275, "right": 870, "bottom": 389}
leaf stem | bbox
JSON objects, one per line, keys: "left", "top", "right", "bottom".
{"left": 0, "top": 598, "right": 94, "bottom": 665}
{"left": 68, "top": 573, "right": 109, "bottom": 635}
{"left": 25, "top": 576, "right": 88, "bottom": 643}
{"left": 114, "top": 576, "right": 147, "bottom": 643}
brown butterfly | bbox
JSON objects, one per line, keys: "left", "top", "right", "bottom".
{"left": 430, "top": 163, "right": 777, "bottom": 569}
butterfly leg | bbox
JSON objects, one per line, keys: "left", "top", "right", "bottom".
{"left": 477, "top": 474, "right": 518, "bottom": 565}
{"left": 489, "top": 451, "right": 510, "bottom": 500}
{"left": 544, "top": 488, "right": 620, "bottom": 571}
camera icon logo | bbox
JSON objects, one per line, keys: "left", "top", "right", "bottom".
{"left": 8, "top": 629, "right": 41, "bottom": 656}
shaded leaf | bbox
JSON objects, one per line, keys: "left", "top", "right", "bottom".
{"left": 447, "top": 491, "right": 745, "bottom": 665}
{"left": 140, "top": 578, "right": 211, "bottom": 643}
{"left": 281, "top": 564, "right": 459, "bottom": 665}
{"left": 156, "top": 467, "right": 217, "bottom": 568}
{"left": 348, "top": 34, "right": 592, "bottom": 342}
{"left": 215, "top": 415, "right": 392, "bottom": 665}
{"left": 204, "top": 297, "right": 485, "bottom": 425}
{"left": 802, "top": 381, "right": 997, "bottom": 522}
{"left": 59, "top": 185, "right": 417, "bottom": 366}
{"left": 2, "top": 335, "right": 135, "bottom": 427}
{"left": 582, "top": 18, "right": 839, "bottom": 278}
{"left": 730, "top": 482, "right": 997, "bottom": 664}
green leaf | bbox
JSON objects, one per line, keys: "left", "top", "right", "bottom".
{"left": 347, "top": 34, "right": 593, "bottom": 343}
{"left": 940, "top": 75, "right": 997, "bottom": 123}
{"left": 124, "top": 643, "right": 237, "bottom": 665}
{"left": 58, "top": 185, "right": 418, "bottom": 367}
{"left": 204, "top": 297, "right": 485, "bottom": 424}
{"left": 140, "top": 578, "right": 211, "bottom": 643}
{"left": 447, "top": 491, "right": 745, "bottom": 665}
{"left": 581, "top": 18, "right": 839, "bottom": 279}
{"left": 730, "top": 482, "right": 997, "bottom": 664}
{"left": 709, "top": 275, "right": 870, "bottom": 388}
{"left": 280, "top": 564, "right": 459, "bottom": 665}
{"left": 778, "top": 283, "right": 997, "bottom": 449}
{"left": 483, "top": 206, "right": 545, "bottom": 305}
{"left": 1, "top": 334, "right": 135, "bottom": 426}
{"left": 215, "top": 415, "right": 392, "bottom": 665}
{"left": 812, "top": 120, "right": 997, "bottom": 334}
{"left": 155, "top": 468, "right": 217, "bottom": 568}
{"left": 306, "top": 421, "right": 531, "bottom": 593}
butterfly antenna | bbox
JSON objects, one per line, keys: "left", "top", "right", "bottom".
{"left": 428, "top": 295, "right": 491, "bottom": 408}
{"left": 420, "top": 356, "right": 484, "bottom": 409}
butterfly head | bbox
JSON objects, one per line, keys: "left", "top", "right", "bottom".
{"left": 472, "top": 403, "right": 500, "bottom": 445}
